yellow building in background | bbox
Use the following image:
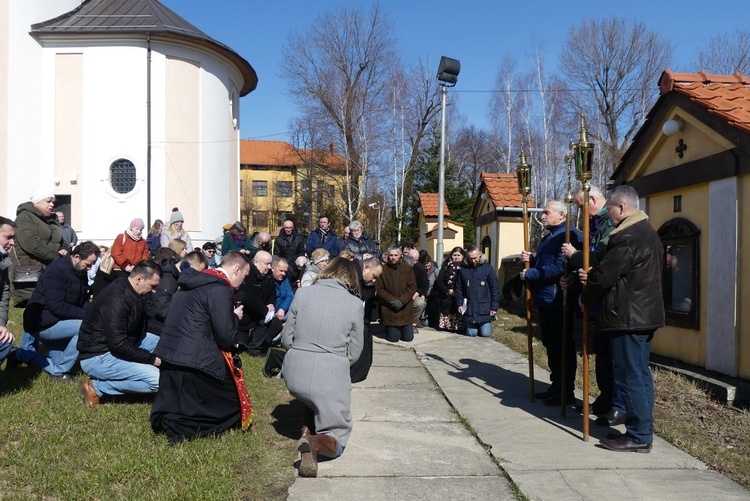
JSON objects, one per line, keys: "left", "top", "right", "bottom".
{"left": 239, "top": 140, "right": 348, "bottom": 235}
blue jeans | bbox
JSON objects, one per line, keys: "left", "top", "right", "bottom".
{"left": 22, "top": 320, "right": 82, "bottom": 376}
{"left": 80, "top": 333, "right": 160, "bottom": 397}
{"left": 465, "top": 321, "right": 492, "bottom": 337}
{"left": 610, "top": 330, "right": 654, "bottom": 445}
{"left": 14, "top": 332, "right": 39, "bottom": 364}
{"left": 386, "top": 324, "right": 414, "bottom": 343}
{"left": 0, "top": 339, "right": 12, "bottom": 363}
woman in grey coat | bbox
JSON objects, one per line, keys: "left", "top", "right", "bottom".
{"left": 282, "top": 257, "right": 364, "bottom": 477}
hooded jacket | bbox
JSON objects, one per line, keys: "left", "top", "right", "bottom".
{"left": 305, "top": 227, "right": 339, "bottom": 257}
{"left": 581, "top": 210, "right": 665, "bottom": 332}
{"left": 23, "top": 255, "right": 89, "bottom": 332}
{"left": 154, "top": 270, "right": 239, "bottom": 380}
{"left": 455, "top": 259, "right": 500, "bottom": 324}
{"left": 13, "top": 201, "right": 64, "bottom": 266}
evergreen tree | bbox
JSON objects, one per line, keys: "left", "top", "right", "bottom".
{"left": 401, "top": 127, "right": 476, "bottom": 249}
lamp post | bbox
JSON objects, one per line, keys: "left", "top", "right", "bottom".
{"left": 436, "top": 56, "right": 460, "bottom": 261}
{"left": 516, "top": 149, "right": 535, "bottom": 402}
{"left": 368, "top": 201, "right": 383, "bottom": 243}
{"left": 573, "top": 114, "right": 595, "bottom": 441}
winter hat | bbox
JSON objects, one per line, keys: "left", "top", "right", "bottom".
{"left": 30, "top": 188, "right": 55, "bottom": 205}
{"left": 129, "top": 218, "right": 145, "bottom": 230}
{"left": 169, "top": 208, "right": 184, "bottom": 225}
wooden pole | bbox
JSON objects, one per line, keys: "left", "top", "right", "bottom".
{"left": 561, "top": 176, "right": 573, "bottom": 418}
{"left": 581, "top": 181, "right": 591, "bottom": 441}
{"left": 523, "top": 197, "right": 535, "bottom": 402}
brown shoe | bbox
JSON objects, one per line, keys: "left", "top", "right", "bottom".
{"left": 414, "top": 321, "right": 425, "bottom": 329}
{"left": 78, "top": 377, "right": 100, "bottom": 409}
{"left": 297, "top": 426, "right": 318, "bottom": 477}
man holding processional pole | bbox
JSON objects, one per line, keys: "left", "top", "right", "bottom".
{"left": 520, "top": 200, "right": 582, "bottom": 407}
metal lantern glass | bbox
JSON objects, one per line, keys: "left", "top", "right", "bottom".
{"left": 573, "top": 115, "right": 594, "bottom": 182}
{"left": 515, "top": 151, "right": 532, "bottom": 196}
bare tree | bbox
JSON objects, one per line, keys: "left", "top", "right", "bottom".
{"left": 490, "top": 55, "right": 526, "bottom": 173}
{"left": 280, "top": 5, "right": 398, "bottom": 222}
{"left": 389, "top": 60, "right": 442, "bottom": 242}
{"left": 559, "top": 17, "right": 672, "bottom": 178}
{"left": 697, "top": 30, "right": 750, "bottom": 74}
{"left": 453, "top": 125, "right": 500, "bottom": 199}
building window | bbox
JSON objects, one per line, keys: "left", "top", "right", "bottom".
{"left": 327, "top": 184, "right": 335, "bottom": 199}
{"left": 277, "top": 211, "right": 293, "bottom": 225}
{"left": 252, "top": 211, "right": 268, "bottom": 227}
{"left": 658, "top": 218, "right": 700, "bottom": 330}
{"left": 252, "top": 180, "right": 268, "bottom": 197}
{"left": 240, "top": 180, "right": 243, "bottom": 197}
{"left": 277, "top": 181, "right": 293, "bottom": 198}
{"left": 109, "top": 159, "right": 137, "bottom": 194}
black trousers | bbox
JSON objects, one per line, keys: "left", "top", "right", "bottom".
{"left": 537, "top": 306, "right": 575, "bottom": 396}
{"left": 593, "top": 326, "right": 615, "bottom": 409}
{"left": 349, "top": 323, "right": 372, "bottom": 383}
{"left": 240, "top": 318, "right": 283, "bottom": 354}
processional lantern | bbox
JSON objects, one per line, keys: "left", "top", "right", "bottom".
{"left": 573, "top": 115, "right": 594, "bottom": 183}
{"left": 515, "top": 150, "right": 532, "bottom": 197}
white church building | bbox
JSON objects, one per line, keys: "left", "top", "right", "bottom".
{"left": 0, "top": 0, "right": 257, "bottom": 245}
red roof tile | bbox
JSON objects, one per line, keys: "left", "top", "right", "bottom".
{"left": 418, "top": 193, "right": 450, "bottom": 217}
{"left": 240, "top": 139, "right": 347, "bottom": 170}
{"left": 658, "top": 70, "right": 750, "bottom": 134}
{"left": 481, "top": 173, "right": 535, "bottom": 208}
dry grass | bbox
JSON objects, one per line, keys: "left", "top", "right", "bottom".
{"left": 492, "top": 306, "right": 750, "bottom": 489}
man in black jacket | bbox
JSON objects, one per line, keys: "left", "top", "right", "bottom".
{"left": 238, "top": 250, "right": 282, "bottom": 356}
{"left": 77, "top": 260, "right": 163, "bottom": 408}
{"left": 17, "top": 241, "right": 99, "bottom": 381}
{"left": 273, "top": 221, "right": 305, "bottom": 284}
{"left": 151, "top": 251, "right": 250, "bottom": 443}
{"left": 579, "top": 185, "right": 664, "bottom": 453}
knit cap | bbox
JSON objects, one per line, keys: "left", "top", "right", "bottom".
{"left": 30, "top": 188, "right": 55, "bottom": 205}
{"left": 130, "top": 218, "right": 145, "bottom": 229}
{"left": 169, "top": 209, "right": 184, "bottom": 225}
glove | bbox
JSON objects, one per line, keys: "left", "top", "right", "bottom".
{"left": 390, "top": 299, "right": 404, "bottom": 310}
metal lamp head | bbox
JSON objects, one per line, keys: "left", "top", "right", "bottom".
{"left": 437, "top": 56, "right": 461, "bottom": 86}
{"left": 515, "top": 150, "right": 532, "bottom": 196}
{"left": 573, "top": 115, "right": 594, "bottom": 182}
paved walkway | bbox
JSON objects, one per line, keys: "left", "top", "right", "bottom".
{"left": 287, "top": 328, "right": 749, "bottom": 500}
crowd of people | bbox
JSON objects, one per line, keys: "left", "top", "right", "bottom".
{"left": 0, "top": 182, "right": 665, "bottom": 476}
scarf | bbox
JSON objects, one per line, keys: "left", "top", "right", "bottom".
{"left": 445, "top": 261, "right": 462, "bottom": 289}
{"left": 126, "top": 228, "right": 142, "bottom": 241}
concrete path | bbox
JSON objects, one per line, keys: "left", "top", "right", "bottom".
{"left": 287, "top": 327, "right": 750, "bottom": 500}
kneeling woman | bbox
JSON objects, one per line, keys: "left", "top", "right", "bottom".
{"left": 282, "top": 258, "right": 364, "bottom": 477}
{"left": 150, "top": 251, "right": 251, "bottom": 444}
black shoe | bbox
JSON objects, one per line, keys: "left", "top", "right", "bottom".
{"left": 592, "top": 396, "right": 612, "bottom": 416}
{"left": 600, "top": 435, "right": 652, "bottom": 453}
{"left": 5, "top": 348, "right": 21, "bottom": 370}
{"left": 248, "top": 350, "right": 264, "bottom": 358}
{"left": 543, "top": 394, "right": 575, "bottom": 406}
{"left": 595, "top": 409, "right": 627, "bottom": 427}
{"left": 535, "top": 388, "right": 555, "bottom": 399}
{"left": 48, "top": 373, "right": 75, "bottom": 383}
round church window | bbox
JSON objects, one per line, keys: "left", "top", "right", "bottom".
{"left": 109, "top": 159, "right": 137, "bottom": 194}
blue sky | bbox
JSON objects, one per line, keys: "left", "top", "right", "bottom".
{"left": 162, "top": 0, "right": 750, "bottom": 141}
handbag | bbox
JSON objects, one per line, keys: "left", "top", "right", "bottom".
{"left": 99, "top": 253, "right": 115, "bottom": 275}
{"left": 11, "top": 247, "right": 44, "bottom": 284}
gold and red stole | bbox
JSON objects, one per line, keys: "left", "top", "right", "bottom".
{"left": 203, "top": 269, "right": 253, "bottom": 430}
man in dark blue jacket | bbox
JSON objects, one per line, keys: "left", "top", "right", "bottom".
{"left": 455, "top": 246, "right": 500, "bottom": 337}
{"left": 17, "top": 241, "right": 99, "bottom": 381}
{"left": 306, "top": 215, "right": 339, "bottom": 257}
{"left": 521, "top": 201, "right": 583, "bottom": 406}
{"left": 77, "top": 260, "right": 163, "bottom": 408}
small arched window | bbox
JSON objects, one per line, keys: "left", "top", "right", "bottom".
{"left": 109, "top": 159, "right": 137, "bottom": 194}
{"left": 481, "top": 235, "right": 492, "bottom": 260}
{"left": 658, "top": 218, "right": 700, "bottom": 330}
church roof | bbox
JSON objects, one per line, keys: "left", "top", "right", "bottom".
{"left": 418, "top": 193, "right": 450, "bottom": 218}
{"left": 30, "top": 0, "right": 257, "bottom": 95}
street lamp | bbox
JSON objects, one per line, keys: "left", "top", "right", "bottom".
{"left": 436, "top": 56, "right": 460, "bottom": 261}
{"left": 515, "top": 149, "right": 535, "bottom": 402}
{"left": 368, "top": 201, "right": 383, "bottom": 243}
{"left": 573, "top": 114, "right": 595, "bottom": 442}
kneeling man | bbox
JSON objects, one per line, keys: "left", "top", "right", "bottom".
{"left": 77, "top": 260, "right": 162, "bottom": 408}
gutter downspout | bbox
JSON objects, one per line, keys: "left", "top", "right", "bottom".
{"left": 146, "top": 34, "right": 152, "bottom": 227}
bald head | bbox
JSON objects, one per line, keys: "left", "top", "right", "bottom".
{"left": 253, "top": 250, "right": 273, "bottom": 275}
{"left": 574, "top": 185, "right": 606, "bottom": 213}
{"left": 408, "top": 249, "right": 419, "bottom": 261}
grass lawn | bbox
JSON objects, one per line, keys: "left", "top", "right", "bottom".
{"left": 0, "top": 306, "right": 302, "bottom": 500}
